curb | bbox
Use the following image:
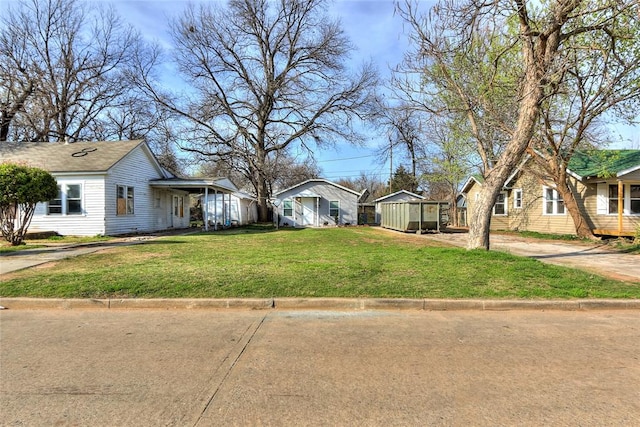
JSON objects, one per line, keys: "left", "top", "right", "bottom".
{"left": 1, "top": 297, "right": 639, "bottom": 311}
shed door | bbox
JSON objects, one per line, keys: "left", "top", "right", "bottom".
{"left": 300, "top": 198, "right": 316, "bottom": 226}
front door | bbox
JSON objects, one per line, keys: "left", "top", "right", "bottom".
{"left": 300, "top": 198, "right": 316, "bottom": 226}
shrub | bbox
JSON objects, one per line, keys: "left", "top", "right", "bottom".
{"left": 0, "top": 163, "right": 58, "bottom": 245}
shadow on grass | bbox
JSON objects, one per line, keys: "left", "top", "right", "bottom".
{"left": 195, "top": 224, "right": 306, "bottom": 236}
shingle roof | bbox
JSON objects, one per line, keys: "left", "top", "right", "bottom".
{"left": 568, "top": 150, "right": 640, "bottom": 178}
{"left": 0, "top": 140, "right": 145, "bottom": 173}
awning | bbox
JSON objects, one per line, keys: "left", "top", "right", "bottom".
{"left": 149, "top": 177, "right": 237, "bottom": 194}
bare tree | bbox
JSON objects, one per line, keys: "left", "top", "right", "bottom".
{"left": 0, "top": 0, "right": 143, "bottom": 142}
{"left": 397, "top": 0, "right": 639, "bottom": 249}
{"left": 134, "top": 0, "right": 379, "bottom": 221}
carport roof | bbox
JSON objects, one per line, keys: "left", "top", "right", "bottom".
{"left": 150, "top": 177, "right": 238, "bottom": 194}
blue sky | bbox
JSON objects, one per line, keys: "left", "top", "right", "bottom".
{"left": 6, "top": 0, "right": 639, "bottom": 180}
{"left": 98, "top": 0, "right": 416, "bottom": 182}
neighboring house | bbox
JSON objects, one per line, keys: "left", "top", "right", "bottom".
{"left": 462, "top": 150, "right": 640, "bottom": 236}
{"left": 274, "top": 179, "right": 362, "bottom": 227}
{"left": 374, "top": 190, "right": 425, "bottom": 224}
{"left": 0, "top": 140, "right": 236, "bottom": 236}
{"left": 201, "top": 191, "right": 258, "bottom": 226}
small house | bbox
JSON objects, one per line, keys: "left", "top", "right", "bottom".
{"left": 273, "top": 179, "right": 363, "bottom": 227}
{"left": 462, "top": 150, "right": 640, "bottom": 237}
{"left": 0, "top": 140, "right": 236, "bottom": 236}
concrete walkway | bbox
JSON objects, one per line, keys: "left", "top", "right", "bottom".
{"left": 2, "top": 309, "right": 640, "bottom": 426}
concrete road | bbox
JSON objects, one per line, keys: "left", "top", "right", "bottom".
{"left": 2, "top": 309, "right": 639, "bottom": 426}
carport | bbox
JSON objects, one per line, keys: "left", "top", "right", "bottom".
{"left": 150, "top": 177, "right": 238, "bottom": 231}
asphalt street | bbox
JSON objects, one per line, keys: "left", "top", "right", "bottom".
{"left": 2, "top": 309, "right": 639, "bottom": 426}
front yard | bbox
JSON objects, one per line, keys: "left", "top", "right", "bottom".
{"left": 1, "top": 227, "right": 638, "bottom": 299}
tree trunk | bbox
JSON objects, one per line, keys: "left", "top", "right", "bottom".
{"left": 554, "top": 171, "right": 597, "bottom": 240}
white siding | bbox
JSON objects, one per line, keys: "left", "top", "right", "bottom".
{"left": 29, "top": 175, "right": 107, "bottom": 236}
{"left": 203, "top": 193, "right": 257, "bottom": 226}
{"left": 104, "top": 145, "right": 188, "bottom": 235}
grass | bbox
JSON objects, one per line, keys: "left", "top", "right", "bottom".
{"left": 1, "top": 227, "right": 638, "bottom": 299}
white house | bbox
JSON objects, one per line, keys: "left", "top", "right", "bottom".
{"left": 273, "top": 179, "right": 363, "bottom": 227}
{"left": 201, "top": 190, "right": 258, "bottom": 226}
{"left": 374, "top": 190, "right": 424, "bottom": 224}
{"left": 0, "top": 140, "right": 236, "bottom": 236}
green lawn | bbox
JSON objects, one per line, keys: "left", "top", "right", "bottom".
{"left": 1, "top": 227, "right": 638, "bottom": 299}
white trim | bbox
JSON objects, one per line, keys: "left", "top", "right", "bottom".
{"left": 513, "top": 188, "right": 523, "bottom": 209}
{"left": 275, "top": 179, "right": 361, "bottom": 197}
{"left": 542, "top": 186, "right": 566, "bottom": 216}
{"left": 492, "top": 192, "right": 508, "bottom": 216}
{"left": 47, "top": 182, "right": 85, "bottom": 216}
{"left": 374, "top": 190, "right": 425, "bottom": 203}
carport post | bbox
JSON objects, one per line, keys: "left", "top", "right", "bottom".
{"left": 204, "top": 187, "right": 209, "bottom": 231}
{"left": 214, "top": 189, "right": 218, "bottom": 231}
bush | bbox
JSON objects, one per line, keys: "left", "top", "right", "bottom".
{"left": 0, "top": 163, "right": 58, "bottom": 245}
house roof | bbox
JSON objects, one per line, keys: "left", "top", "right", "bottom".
{"left": 461, "top": 174, "right": 484, "bottom": 193}
{"left": 374, "top": 190, "right": 425, "bottom": 203}
{"left": 568, "top": 150, "right": 640, "bottom": 179}
{"left": 274, "top": 179, "right": 362, "bottom": 197}
{"left": 0, "top": 140, "right": 152, "bottom": 174}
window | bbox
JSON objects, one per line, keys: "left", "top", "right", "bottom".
{"left": 173, "top": 196, "right": 184, "bottom": 217}
{"left": 513, "top": 189, "right": 523, "bottom": 209}
{"left": 117, "top": 185, "right": 134, "bottom": 215}
{"left": 608, "top": 184, "right": 619, "bottom": 214}
{"left": 631, "top": 185, "right": 640, "bottom": 215}
{"left": 48, "top": 186, "right": 63, "bottom": 215}
{"left": 493, "top": 193, "right": 507, "bottom": 216}
{"left": 329, "top": 200, "right": 339, "bottom": 218}
{"left": 283, "top": 200, "right": 293, "bottom": 217}
{"left": 544, "top": 187, "right": 565, "bottom": 215}
{"left": 66, "top": 184, "right": 82, "bottom": 214}
{"left": 48, "top": 184, "right": 82, "bottom": 215}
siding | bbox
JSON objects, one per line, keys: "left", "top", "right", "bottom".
{"left": 29, "top": 175, "right": 107, "bottom": 236}
{"left": 104, "top": 145, "right": 189, "bottom": 235}
{"left": 375, "top": 192, "right": 422, "bottom": 224}
{"left": 587, "top": 180, "right": 640, "bottom": 233}
{"left": 276, "top": 181, "right": 359, "bottom": 227}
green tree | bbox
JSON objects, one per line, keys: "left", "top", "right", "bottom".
{"left": 389, "top": 165, "right": 418, "bottom": 193}
{"left": 0, "top": 163, "right": 58, "bottom": 245}
{"left": 397, "top": 0, "right": 638, "bottom": 249}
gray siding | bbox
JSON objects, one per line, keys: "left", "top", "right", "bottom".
{"left": 276, "top": 181, "right": 359, "bottom": 227}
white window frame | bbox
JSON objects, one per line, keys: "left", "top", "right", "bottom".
{"left": 492, "top": 192, "right": 507, "bottom": 216}
{"left": 329, "top": 200, "right": 340, "bottom": 218}
{"left": 283, "top": 199, "right": 293, "bottom": 217}
{"left": 117, "top": 185, "right": 135, "bottom": 215}
{"left": 47, "top": 183, "right": 83, "bottom": 215}
{"left": 543, "top": 186, "right": 565, "bottom": 215}
{"left": 629, "top": 183, "right": 640, "bottom": 216}
{"left": 513, "top": 188, "right": 523, "bottom": 209}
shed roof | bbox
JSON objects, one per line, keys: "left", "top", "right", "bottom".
{"left": 374, "top": 190, "right": 425, "bottom": 203}
{"left": 568, "top": 150, "right": 640, "bottom": 179}
{"left": 0, "top": 140, "right": 150, "bottom": 174}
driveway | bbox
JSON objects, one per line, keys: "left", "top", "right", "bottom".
{"left": 2, "top": 309, "right": 640, "bottom": 426}
{"left": 415, "top": 230, "right": 640, "bottom": 283}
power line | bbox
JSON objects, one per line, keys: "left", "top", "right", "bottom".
{"left": 316, "top": 154, "right": 376, "bottom": 163}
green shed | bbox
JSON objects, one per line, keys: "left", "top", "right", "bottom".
{"left": 380, "top": 201, "right": 449, "bottom": 233}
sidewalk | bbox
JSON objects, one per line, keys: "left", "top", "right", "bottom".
{"left": 0, "top": 236, "right": 153, "bottom": 275}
